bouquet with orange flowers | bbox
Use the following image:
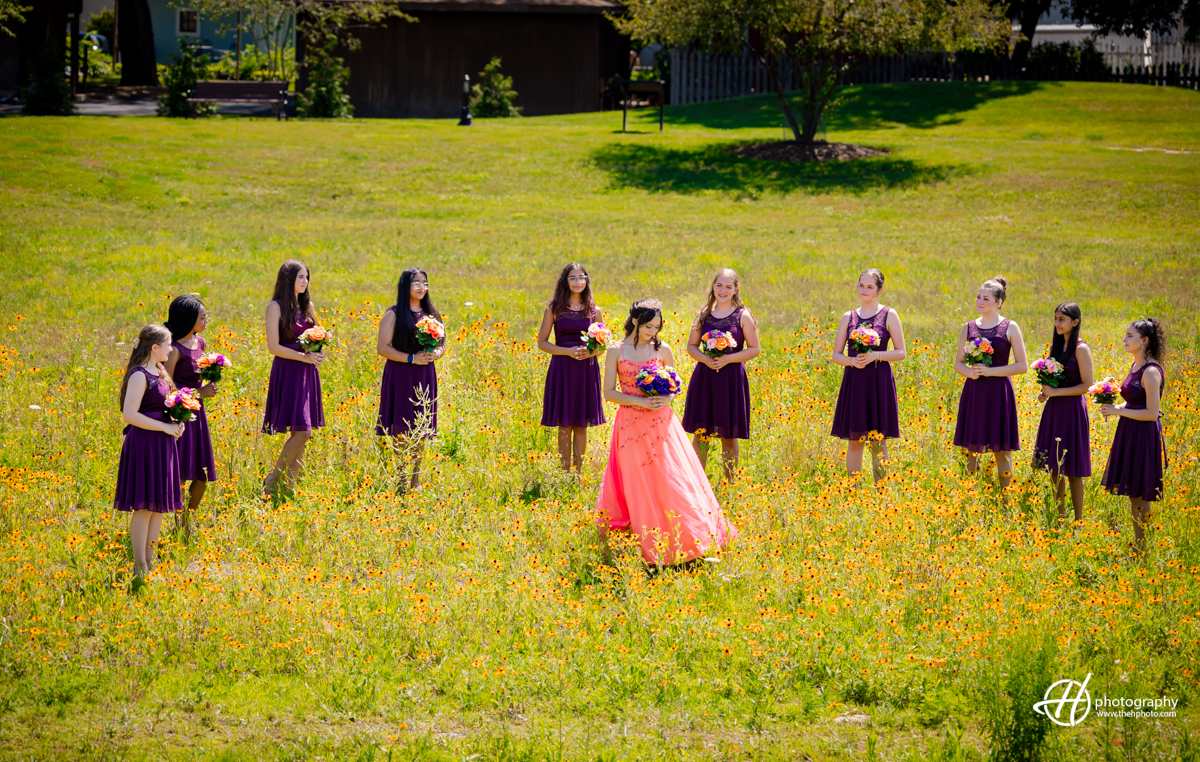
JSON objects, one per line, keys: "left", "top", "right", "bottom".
{"left": 1088, "top": 379, "right": 1120, "bottom": 404}
{"left": 847, "top": 323, "right": 881, "bottom": 355}
{"left": 964, "top": 336, "right": 995, "bottom": 367}
{"left": 197, "top": 352, "right": 231, "bottom": 384}
{"left": 414, "top": 316, "right": 445, "bottom": 352}
{"left": 298, "top": 326, "right": 330, "bottom": 353}
{"left": 586, "top": 322, "right": 613, "bottom": 353}
{"left": 699, "top": 329, "right": 738, "bottom": 359}
{"left": 1031, "top": 356, "right": 1065, "bottom": 387}
{"left": 164, "top": 387, "right": 201, "bottom": 422}
{"left": 634, "top": 364, "right": 683, "bottom": 397}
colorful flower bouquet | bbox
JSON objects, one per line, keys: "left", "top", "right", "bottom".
{"left": 634, "top": 364, "right": 683, "bottom": 397}
{"left": 847, "top": 323, "right": 881, "bottom": 355}
{"left": 1031, "top": 356, "right": 1065, "bottom": 387}
{"left": 298, "top": 326, "right": 330, "bottom": 353}
{"left": 586, "top": 322, "right": 613, "bottom": 353}
{"left": 197, "top": 352, "right": 232, "bottom": 384}
{"left": 165, "top": 387, "right": 201, "bottom": 422}
{"left": 699, "top": 330, "right": 738, "bottom": 359}
{"left": 964, "top": 337, "right": 995, "bottom": 367}
{"left": 1088, "top": 379, "right": 1120, "bottom": 405}
{"left": 414, "top": 316, "right": 445, "bottom": 352}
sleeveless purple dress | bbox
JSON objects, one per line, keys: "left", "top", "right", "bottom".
{"left": 262, "top": 302, "right": 325, "bottom": 434}
{"left": 114, "top": 367, "right": 183, "bottom": 513}
{"left": 1101, "top": 362, "right": 1166, "bottom": 502}
{"left": 172, "top": 336, "right": 218, "bottom": 482}
{"left": 681, "top": 307, "right": 751, "bottom": 440}
{"left": 541, "top": 306, "right": 605, "bottom": 428}
{"left": 377, "top": 307, "right": 439, "bottom": 438}
{"left": 1032, "top": 342, "right": 1090, "bottom": 478}
{"left": 830, "top": 306, "right": 900, "bottom": 441}
{"left": 954, "top": 318, "right": 1020, "bottom": 453}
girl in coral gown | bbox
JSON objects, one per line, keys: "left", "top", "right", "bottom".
{"left": 595, "top": 298, "right": 738, "bottom": 568}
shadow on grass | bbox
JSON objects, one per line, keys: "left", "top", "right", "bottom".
{"left": 653, "top": 81, "right": 1051, "bottom": 132}
{"left": 591, "top": 142, "right": 969, "bottom": 196}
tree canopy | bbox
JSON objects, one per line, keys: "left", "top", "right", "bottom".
{"left": 615, "top": 0, "right": 1008, "bottom": 143}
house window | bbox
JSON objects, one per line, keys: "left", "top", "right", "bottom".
{"left": 178, "top": 10, "right": 199, "bottom": 35}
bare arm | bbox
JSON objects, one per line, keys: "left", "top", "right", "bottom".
{"left": 1112, "top": 367, "right": 1163, "bottom": 422}
{"left": 953, "top": 324, "right": 979, "bottom": 380}
{"left": 686, "top": 313, "right": 716, "bottom": 369}
{"left": 376, "top": 310, "right": 408, "bottom": 363}
{"left": 122, "top": 371, "right": 182, "bottom": 436}
{"left": 830, "top": 312, "right": 857, "bottom": 368}
{"left": 719, "top": 309, "right": 761, "bottom": 365}
{"left": 265, "top": 301, "right": 313, "bottom": 363}
{"left": 981, "top": 321, "right": 1028, "bottom": 378}
{"left": 601, "top": 345, "right": 667, "bottom": 410}
{"left": 872, "top": 310, "right": 907, "bottom": 363}
{"left": 537, "top": 307, "right": 589, "bottom": 361}
{"left": 165, "top": 347, "right": 181, "bottom": 378}
{"left": 1043, "top": 344, "right": 1094, "bottom": 399}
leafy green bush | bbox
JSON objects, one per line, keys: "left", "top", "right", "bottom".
{"left": 21, "top": 43, "right": 74, "bottom": 116}
{"left": 85, "top": 7, "right": 114, "bottom": 44}
{"left": 212, "top": 44, "right": 295, "bottom": 82}
{"left": 297, "top": 36, "right": 352, "bottom": 118}
{"left": 979, "top": 636, "right": 1058, "bottom": 762}
{"left": 470, "top": 57, "right": 521, "bottom": 118}
{"left": 157, "top": 40, "right": 215, "bottom": 117}
{"left": 1027, "top": 40, "right": 1111, "bottom": 81}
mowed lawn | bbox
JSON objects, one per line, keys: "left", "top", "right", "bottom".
{"left": 0, "top": 82, "right": 1198, "bottom": 761}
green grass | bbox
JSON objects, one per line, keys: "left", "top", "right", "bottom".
{"left": 0, "top": 81, "right": 1198, "bottom": 760}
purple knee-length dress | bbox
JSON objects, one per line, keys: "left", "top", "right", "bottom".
{"left": 541, "top": 306, "right": 605, "bottom": 429}
{"left": 681, "top": 307, "right": 751, "bottom": 440}
{"left": 114, "top": 366, "right": 182, "bottom": 513}
{"left": 262, "top": 302, "right": 325, "bottom": 434}
{"left": 1032, "top": 342, "right": 1091, "bottom": 478}
{"left": 954, "top": 318, "right": 1021, "bottom": 454}
{"left": 1101, "top": 362, "right": 1166, "bottom": 502}
{"left": 172, "top": 336, "right": 219, "bottom": 482}
{"left": 830, "top": 306, "right": 900, "bottom": 441}
{"left": 377, "top": 307, "right": 439, "bottom": 438}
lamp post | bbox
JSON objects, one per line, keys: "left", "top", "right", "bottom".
{"left": 458, "top": 74, "right": 472, "bottom": 126}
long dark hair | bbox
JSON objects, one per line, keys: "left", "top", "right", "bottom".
{"left": 1131, "top": 318, "right": 1166, "bottom": 363}
{"left": 624, "top": 298, "right": 663, "bottom": 351}
{"left": 391, "top": 267, "right": 443, "bottom": 354}
{"left": 164, "top": 295, "right": 204, "bottom": 342}
{"left": 695, "top": 268, "right": 745, "bottom": 328}
{"left": 1049, "top": 302, "right": 1082, "bottom": 364}
{"left": 271, "top": 260, "right": 315, "bottom": 342}
{"left": 547, "top": 262, "right": 597, "bottom": 319}
{"left": 119, "top": 324, "right": 176, "bottom": 409}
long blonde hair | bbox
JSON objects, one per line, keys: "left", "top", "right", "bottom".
{"left": 695, "top": 268, "right": 745, "bottom": 327}
{"left": 118, "top": 325, "right": 176, "bottom": 409}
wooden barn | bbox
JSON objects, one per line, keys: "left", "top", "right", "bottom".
{"left": 320, "top": 0, "right": 631, "bottom": 118}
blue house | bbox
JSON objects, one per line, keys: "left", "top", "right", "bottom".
{"left": 82, "top": 0, "right": 271, "bottom": 67}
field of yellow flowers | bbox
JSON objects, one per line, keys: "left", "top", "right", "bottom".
{"left": 1, "top": 81, "right": 1199, "bottom": 760}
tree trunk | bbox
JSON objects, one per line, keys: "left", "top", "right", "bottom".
{"left": 118, "top": 0, "right": 158, "bottom": 86}
{"left": 1010, "top": 0, "right": 1051, "bottom": 70}
{"left": 763, "top": 54, "right": 802, "bottom": 141}
{"left": 796, "top": 49, "right": 841, "bottom": 143}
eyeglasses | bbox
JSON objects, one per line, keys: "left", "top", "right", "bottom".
{"left": 567, "top": 277, "right": 588, "bottom": 283}
{"left": 412, "top": 282, "right": 430, "bottom": 290}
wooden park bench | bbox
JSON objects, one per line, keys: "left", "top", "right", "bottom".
{"left": 186, "top": 81, "right": 292, "bottom": 120}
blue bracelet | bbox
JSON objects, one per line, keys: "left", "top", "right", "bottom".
{"left": 407, "top": 353, "right": 414, "bottom": 364}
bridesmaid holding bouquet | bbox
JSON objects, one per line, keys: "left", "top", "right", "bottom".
{"left": 829, "top": 268, "right": 907, "bottom": 482}
{"left": 681, "top": 269, "right": 760, "bottom": 482}
{"left": 376, "top": 267, "right": 446, "bottom": 491}
{"left": 596, "top": 299, "right": 738, "bottom": 568}
{"left": 537, "top": 262, "right": 606, "bottom": 472}
{"left": 1099, "top": 318, "right": 1167, "bottom": 554}
{"left": 1031, "top": 302, "right": 1093, "bottom": 525}
{"left": 114, "top": 325, "right": 185, "bottom": 577}
{"left": 164, "top": 295, "right": 219, "bottom": 537}
{"left": 262, "top": 260, "right": 326, "bottom": 496}
{"left": 953, "top": 276, "right": 1028, "bottom": 493}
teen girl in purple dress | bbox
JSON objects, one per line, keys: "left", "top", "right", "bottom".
{"left": 165, "top": 295, "right": 219, "bottom": 536}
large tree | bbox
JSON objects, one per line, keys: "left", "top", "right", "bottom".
{"left": 615, "top": 0, "right": 1008, "bottom": 143}
{"left": 119, "top": 0, "right": 160, "bottom": 86}
{"left": 1066, "top": 0, "right": 1199, "bottom": 43}
{"left": 1008, "top": 0, "right": 1053, "bottom": 69}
